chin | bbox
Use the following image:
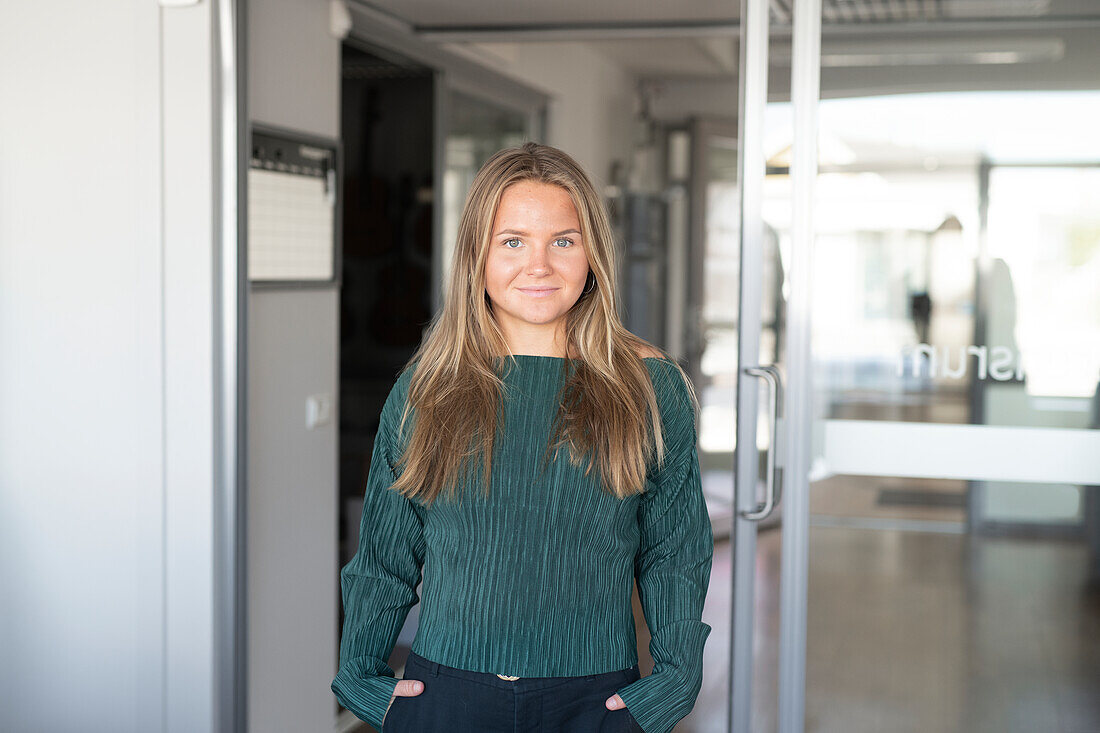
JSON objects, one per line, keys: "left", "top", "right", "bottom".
{"left": 518, "top": 313, "right": 566, "bottom": 326}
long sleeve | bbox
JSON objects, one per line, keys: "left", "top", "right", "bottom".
{"left": 616, "top": 364, "right": 714, "bottom": 733}
{"left": 331, "top": 379, "right": 425, "bottom": 730}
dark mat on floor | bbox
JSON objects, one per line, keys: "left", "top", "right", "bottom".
{"left": 877, "top": 488, "right": 966, "bottom": 508}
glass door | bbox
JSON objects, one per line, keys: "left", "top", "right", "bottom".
{"left": 723, "top": 1, "right": 820, "bottom": 732}
{"left": 800, "top": 95, "right": 1100, "bottom": 733}
{"left": 727, "top": 3, "right": 1100, "bottom": 733}
{"left": 690, "top": 113, "right": 789, "bottom": 733}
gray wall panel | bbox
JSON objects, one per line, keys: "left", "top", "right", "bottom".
{"left": 247, "top": 289, "right": 339, "bottom": 732}
{"left": 250, "top": 0, "right": 340, "bottom": 140}
{"left": 247, "top": 1, "right": 341, "bottom": 731}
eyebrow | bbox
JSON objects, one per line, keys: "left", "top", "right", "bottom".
{"left": 495, "top": 228, "right": 581, "bottom": 237}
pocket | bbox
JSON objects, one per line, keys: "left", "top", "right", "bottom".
{"left": 380, "top": 694, "right": 401, "bottom": 733}
{"left": 615, "top": 670, "right": 642, "bottom": 733}
{"left": 382, "top": 687, "right": 418, "bottom": 733}
{"left": 384, "top": 657, "right": 420, "bottom": 731}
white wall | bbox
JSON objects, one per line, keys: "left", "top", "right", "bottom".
{"left": 0, "top": 2, "right": 224, "bottom": 732}
{"left": 463, "top": 41, "right": 636, "bottom": 192}
{"left": 247, "top": 1, "right": 341, "bottom": 732}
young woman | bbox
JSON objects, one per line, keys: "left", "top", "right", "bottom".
{"left": 331, "top": 142, "right": 713, "bottom": 733}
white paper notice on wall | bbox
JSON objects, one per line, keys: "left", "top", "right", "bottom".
{"left": 248, "top": 131, "right": 336, "bottom": 283}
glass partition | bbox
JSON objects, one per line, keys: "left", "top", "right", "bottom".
{"left": 766, "top": 89, "right": 1100, "bottom": 733}
{"left": 799, "top": 91, "right": 1100, "bottom": 535}
{"left": 440, "top": 90, "right": 529, "bottom": 291}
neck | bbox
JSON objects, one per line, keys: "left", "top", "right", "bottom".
{"left": 499, "top": 324, "right": 570, "bottom": 358}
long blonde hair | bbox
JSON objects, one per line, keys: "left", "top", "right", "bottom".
{"left": 388, "top": 142, "right": 696, "bottom": 506}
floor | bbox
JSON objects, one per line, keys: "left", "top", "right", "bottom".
{"left": 686, "top": 525, "right": 1100, "bottom": 733}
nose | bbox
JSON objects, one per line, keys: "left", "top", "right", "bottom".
{"left": 525, "top": 244, "right": 552, "bottom": 276}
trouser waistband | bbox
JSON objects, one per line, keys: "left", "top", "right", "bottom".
{"left": 404, "top": 650, "right": 639, "bottom": 693}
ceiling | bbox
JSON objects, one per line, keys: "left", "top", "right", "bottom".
{"left": 359, "top": 0, "right": 1098, "bottom": 30}
{"left": 351, "top": 0, "right": 1100, "bottom": 105}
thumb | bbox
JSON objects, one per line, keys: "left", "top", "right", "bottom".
{"left": 394, "top": 679, "right": 425, "bottom": 697}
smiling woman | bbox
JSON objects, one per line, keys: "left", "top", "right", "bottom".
{"left": 332, "top": 142, "right": 713, "bottom": 733}
{"left": 484, "top": 180, "right": 592, "bottom": 357}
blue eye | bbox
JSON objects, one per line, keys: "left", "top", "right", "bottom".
{"left": 501, "top": 237, "right": 574, "bottom": 249}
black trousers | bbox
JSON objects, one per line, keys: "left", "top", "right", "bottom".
{"left": 381, "top": 650, "right": 644, "bottom": 733}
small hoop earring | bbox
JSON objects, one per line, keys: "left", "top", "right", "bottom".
{"left": 583, "top": 274, "right": 596, "bottom": 295}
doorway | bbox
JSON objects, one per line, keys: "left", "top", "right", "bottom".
{"left": 720, "top": 4, "right": 1100, "bottom": 733}
{"left": 336, "top": 42, "right": 435, "bottom": 726}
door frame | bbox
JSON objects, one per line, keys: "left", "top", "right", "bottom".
{"left": 729, "top": 1, "right": 822, "bottom": 733}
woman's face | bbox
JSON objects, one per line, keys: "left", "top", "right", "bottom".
{"left": 484, "top": 181, "right": 591, "bottom": 349}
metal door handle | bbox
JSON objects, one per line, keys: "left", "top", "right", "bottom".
{"left": 739, "top": 365, "right": 783, "bottom": 521}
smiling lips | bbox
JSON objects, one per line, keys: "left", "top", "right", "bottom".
{"left": 518, "top": 287, "right": 560, "bottom": 298}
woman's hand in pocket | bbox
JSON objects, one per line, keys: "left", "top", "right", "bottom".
{"left": 604, "top": 693, "right": 626, "bottom": 711}
{"left": 383, "top": 678, "right": 425, "bottom": 725}
{"left": 394, "top": 679, "right": 425, "bottom": 699}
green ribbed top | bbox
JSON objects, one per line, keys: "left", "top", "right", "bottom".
{"left": 331, "top": 355, "right": 714, "bottom": 733}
